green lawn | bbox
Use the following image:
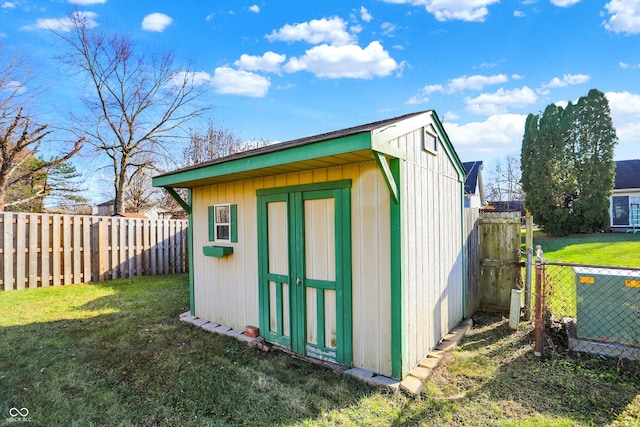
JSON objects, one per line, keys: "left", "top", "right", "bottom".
{"left": 1, "top": 275, "right": 638, "bottom": 426}
{"left": 531, "top": 231, "right": 640, "bottom": 267}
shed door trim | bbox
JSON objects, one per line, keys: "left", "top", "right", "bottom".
{"left": 257, "top": 180, "right": 352, "bottom": 365}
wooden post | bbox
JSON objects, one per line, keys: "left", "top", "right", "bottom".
{"left": 534, "top": 245, "right": 544, "bottom": 358}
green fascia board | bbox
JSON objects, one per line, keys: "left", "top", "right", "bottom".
{"left": 429, "top": 111, "right": 465, "bottom": 182}
{"left": 152, "top": 133, "right": 372, "bottom": 188}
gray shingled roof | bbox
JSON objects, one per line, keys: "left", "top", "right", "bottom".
{"left": 156, "top": 110, "right": 430, "bottom": 179}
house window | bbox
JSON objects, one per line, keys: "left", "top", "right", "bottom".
{"left": 423, "top": 125, "right": 438, "bottom": 154}
{"left": 612, "top": 196, "right": 629, "bottom": 226}
{"left": 208, "top": 204, "right": 238, "bottom": 242}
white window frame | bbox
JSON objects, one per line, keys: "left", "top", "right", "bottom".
{"left": 214, "top": 204, "right": 231, "bottom": 241}
{"left": 423, "top": 125, "right": 438, "bottom": 155}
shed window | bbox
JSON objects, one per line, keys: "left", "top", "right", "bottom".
{"left": 423, "top": 125, "right": 438, "bottom": 154}
{"left": 208, "top": 204, "right": 238, "bottom": 242}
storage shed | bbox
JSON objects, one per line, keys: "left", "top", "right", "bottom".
{"left": 153, "top": 110, "right": 467, "bottom": 379}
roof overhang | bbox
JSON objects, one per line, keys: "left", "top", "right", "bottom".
{"left": 152, "top": 110, "right": 464, "bottom": 189}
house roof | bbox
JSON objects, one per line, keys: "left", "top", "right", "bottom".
{"left": 462, "top": 161, "right": 483, "bottom": 195}
{"left": 153, "top": 110, "right": 464, "bottom": 188}
{"left": 614, "top": 159, "right": 640, "bottom": 190}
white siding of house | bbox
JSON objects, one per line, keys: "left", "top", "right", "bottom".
{"left": 391, "top": 123, "right": 464, "bottom": 374}
{"left": 190, "top": 161, "right": 394, "bottom": 376}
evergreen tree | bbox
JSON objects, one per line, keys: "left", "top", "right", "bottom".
{"left": 569, "top": 89, "right": 617, "bottom": 232}
{"left": 520, "top": 89, "right": 617, "bottom": 235}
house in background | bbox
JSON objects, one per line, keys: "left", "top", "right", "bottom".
{"left": 153, "top": 111, "right": 468, "bottom": 380}
{"left": 462, "top": 161, "right": 486, "bottom": 208}
{"left": 96, "top": 199, "right": 176, "bottom": 219}
{"left": 610, "top": 159, "right": 640, "bottom": 232}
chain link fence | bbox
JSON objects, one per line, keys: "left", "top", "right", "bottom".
{"left": 537, "top": 260, "right": 640, "bottom": 361}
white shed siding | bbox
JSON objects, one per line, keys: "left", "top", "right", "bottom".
{"left": 190, "top": 161, "right": 394, "bottom": 376}
{"left": 392, "top": 125, "right": 464, "bottom": 373}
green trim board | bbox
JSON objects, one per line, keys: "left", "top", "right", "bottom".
{"left": 256, "top": 180, "right": 352, "bottom": 196}
{"left": 389, "top": 158, "right": 403, "bottom": 379}
{"left": 187, "top": 189, "right": 194, "bottom": 315}
{"left": 256, "top": 180, "right": 353, "bottom": 365}
{"left": 429, "top": 111, "right": 465, "bottom": 182}
{"left": 373, "top": 151, "right": 399, "bottom": 204}
{"left": 163, "top": 187, "right": 191, "bottom": 214}
{"left": 153, "top": 134, "right": 371, "bottom": 188}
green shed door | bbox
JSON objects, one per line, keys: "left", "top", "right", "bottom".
{"left": 257, "top": 181, "right": 352, "bottom": 365}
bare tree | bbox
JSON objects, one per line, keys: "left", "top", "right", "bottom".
{"left": 184, "top": 120, "right": 268, "bottom": 166}
{"left": 0, "top": 50, "right": 83, "bottom": 211}
{"left": 484, "top": 154, "right": 524, "bottom": 204}
{"left": 55, "top": 11, "right": 208, "bottom": 214}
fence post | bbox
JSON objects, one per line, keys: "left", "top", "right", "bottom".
{"left": 524, "top": 247, "right": 533, "bottom": 320}
{"left": 534, "top": 245, "right": 544, "bottom": 358}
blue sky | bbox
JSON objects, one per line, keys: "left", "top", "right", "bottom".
{"left": 1, "top": 0, "right": 639, "bottom": 192}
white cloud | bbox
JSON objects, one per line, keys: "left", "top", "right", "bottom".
{"left": 210, "top": 67, "right": 270, "bottom": 97}
{"left": 266, "top": 17, "right": 355, "bottom": 46}
{"left": 142, "top": 12, "right": 173, "bottom": 32}
{"left": 381, "top": 0, "right": 500, "bottom": 22}
{"left": 2, "top": 2, "right": 16, "bottom": 9}
{"left": 381, "top": 22, "right": 398, "bottom": 36}
{"left": 619, "top": 62, "right": 630, "bottom": 69}
{"left": 29, "top": 10, "right": 98, "bottom": 32}
{"left": 283, "top": 41, "right": 398, "bottom": 79}
{"left": 514, "top": 10, "right": 525, "bottom": 17}
{"left": 605, "top": 91, "right": 640, "bottom": 158}
{"left": 604, "top": 0, "right": 640, "bottom": 34}
{"left": 249, "top": 4, "right": 260, "bottom": 13}
{"left": 543, "top": 73, "right": 590, "bottom": 88}
{"left": 170, "top": 71, "right": 212, "bottom": 88}
{"left": 444, "top": 114, "right": 527, "bottom": 156}
{"left": 549, "top": 0, "right": 581, "bottom": 6}
{"left": 234, "top": 51, "right": 286, "bottom": 73}
{"left": 360, "top": 6, "right": 373, "bottom": 22}
{"left": 411, "top": 75, "right": 509, "bottom": 102}
{"left": 465, "top": 86, "right": 538, "bottom": 115}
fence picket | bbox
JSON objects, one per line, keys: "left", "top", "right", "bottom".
{"left": 15, "top": 213, "right": 26, "bottom": 290}
{"left": 3, "top": 213, "right": 15, "bottom": 290}
{"left": 41, "top": 215, "right": 50, "bottom": 287}
{"left": 52, "top": 214, "right": 61, "bottom": 286}
{"left": 82, "top": 217, "right": 92, "bottom": 282}
{"left": 63, "top": 215, "right": 72, "bottom": 285}
{"left": 0, "top": 212, "right": 188, "bottom": 291}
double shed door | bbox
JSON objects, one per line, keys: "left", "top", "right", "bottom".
{"left": 257, "top": 181, "right": 352, "bottom": 364}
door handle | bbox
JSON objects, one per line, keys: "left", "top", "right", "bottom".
{"left": 296, "top": 277, "right": 302, "bottom": 287}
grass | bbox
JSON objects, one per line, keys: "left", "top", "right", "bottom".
{"left": 531, "top": 230, "right": 640, "bottom": 267}
{"left": 1, "top": 275, "right": 639, "bottom": 426}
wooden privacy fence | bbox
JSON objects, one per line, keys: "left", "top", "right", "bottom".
{"left": 465, "top": 208, "right": 481, "bottom": 317}
{"left": 0, "top": 212, "right": 189, "bottom": 291}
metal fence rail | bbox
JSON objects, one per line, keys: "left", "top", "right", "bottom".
{"left": 540, "top": 261, "right": 640, "bottom": 360}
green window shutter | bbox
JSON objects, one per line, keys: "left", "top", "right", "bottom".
{"left": 208, "top": 206, "right": 215, "bottom": 241}
{"left": 230, "top": 204, "right": 238, "bottom": 243}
